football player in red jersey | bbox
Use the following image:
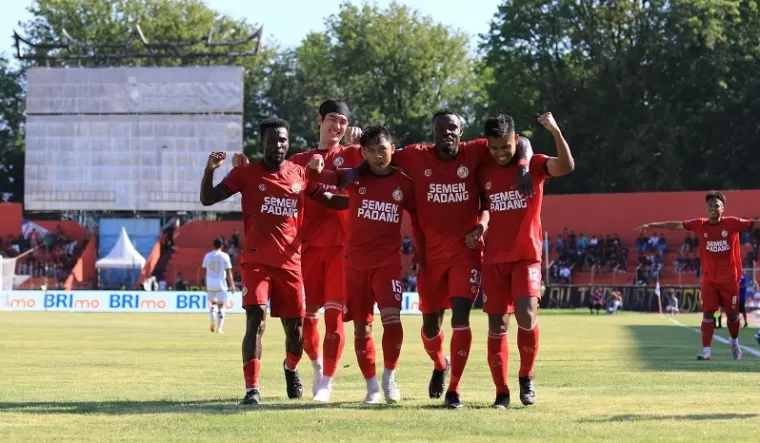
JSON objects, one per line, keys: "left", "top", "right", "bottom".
{"left": 200, "top": 117, "right": 340, "bottom": 405}
{"left": 637, "top": 192, "right": 758, "bottom": 361}
{"left": 231, "top": 101, "right": 363, "bottom": 398}
{"left": 348, "top": 109, "right": 534, "bottom": 409}
{"left": 472, "top": 112, "right": 574, "bottom": 408}
{"left": 309, "top": 124, "right": 419, "bottom": 404}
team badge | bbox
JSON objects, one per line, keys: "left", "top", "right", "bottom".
{"left": 333, "top": 156, "right": 344, "bottom": 167}
{"left": 485, "top": 181, "right": 492, "bottom": 190}
{"left": 704, "top": 233, "right": 708, "bottom": 238}
{"left": 359, "top": 187, "right": 367, "bottom": 195}
{"left": 291, "top": 183, "right": 302, "bottom": 194}
{"left": 457, "top": 165, "right": 469, "bottom": 179}
{"left": 392, "top": 188, "right": 404, "bottom": 201}
{"left": 258, "top": 184, "right": 266, "bottom": 192}
{"left": 424, "top": 169, "right": 432, "bottom": 177}
{"left": 721, "top": 230, "right": 728, "bottom": 238}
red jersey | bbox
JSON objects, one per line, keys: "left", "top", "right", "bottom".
{"left": 479, "top": 154, "right": 552, "bottom": 264}
{"left": 392, "top": 139, "right": 490, "bottom": 264}
{"left": 335, "top": 168, "right": 416, "bottom": 271}
{"left": 288, "top": 146, "right": 363, "bottom": 248}
{"left": 682, "top": 217, "right": 752, "bottom": 283}
{"left": 220, "top": 161, "right": 328, "bottom": 271}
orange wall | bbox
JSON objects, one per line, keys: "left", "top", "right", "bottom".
{"left": 540, "top": 190, "right": 760, "bottom": 244}
{"left": 0, "top": 203, "right": 22, "bottom": 238}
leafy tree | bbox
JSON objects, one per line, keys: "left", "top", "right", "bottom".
{"left": 0, "top": 56, "right": 25, "bottom": 202}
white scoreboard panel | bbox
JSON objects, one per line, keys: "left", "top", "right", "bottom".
{"left": 24, "top": 66, "right": 244, "bottom": 212}
{"left": 24, "top": 114, "right": 243, "bottom": 212}
{"left": 26, "top": 66, "right": 243, "bottom": 114}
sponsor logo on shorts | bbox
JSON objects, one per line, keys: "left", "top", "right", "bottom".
{"left": 392, "top": 188, "right": 403, "bottom": 202}
{"left": 394, "top": 293, "right": 401, "bottom": 301}
{"left": 258, "top": 184, "right": 266, "bottom": 192}
{"left": 456, "top": 165, "right": 469, "bottom": 179}
{"left": 471, "top": 286, "right": 478, "bottom": 294}
{"left": 333, "top": 156, "right": 344, "bottom": 167}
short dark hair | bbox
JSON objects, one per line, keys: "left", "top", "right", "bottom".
{"left": 213, "top": 238, "right": 223, "bottom": 249}
{"left": 359, "top": 124, "right": 393, "bottom": 147}
{"left": 432, "top": 108, "right": 460, "bottom": 123}
{"left": 705, "top": 191, "right": 726, "bottom": 204}
{"left": 259, "top": 117, "right": 290, "bottom": 139}
{"left": 484, "top": 114, "right": 516, "bottom": 138}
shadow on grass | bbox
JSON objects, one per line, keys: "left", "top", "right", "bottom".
{"left": 625, "top": 325, "right": 760, "bottom": 372}
{"left": 0, "top": 399, "right": 409, "bottom": 415}
{"left": 579, "top": 413, "right": 758, "bottom": 423}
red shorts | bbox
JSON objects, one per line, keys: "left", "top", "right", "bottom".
{"left": 417, "top": 257, "right": 481, "bottom": 314}
{"left": 700, "top": 281, "right": 740, "bottom": 314}
{"left": 481, "top": 261, "right": 542, "bottom": 315}
{"left": 241, "top": 263, "right": 305, "bottom": 318}
{"left": 302, "top": 245, "right": 346, "bottom": 309}
{"left": 345, "top": 265, "right": 403, "bottom": 323}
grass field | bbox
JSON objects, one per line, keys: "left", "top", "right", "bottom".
{"left": 1, "top": 311, "right": 759, "bottom": 442}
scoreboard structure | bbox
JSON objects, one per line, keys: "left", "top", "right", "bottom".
{"left": 24, "top": 66, "right": 244, "bottom": 212}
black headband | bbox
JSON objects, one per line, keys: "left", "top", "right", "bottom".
{"left": 319, "top": 100, "right": 350, "bottom": 119}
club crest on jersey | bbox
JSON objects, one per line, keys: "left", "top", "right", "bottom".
{"left": 291, "top": 183, "right": 302, "bottom": 194}
{"left": 333, "top": 156, "right": 344, "bottom": 167}
{"left": 704, "top": 233, "right": 708, "bottom": 238}
{"left": 392, "top": 188, "right": 404, "bottom": 202}
{"left": 359, "top": 187, "right": 367, "bottom": 195}
{"left": 258, "top": 184, "right": 266, "bottom": 192}
{"left": 457, "top": 165, "right": 469, "bottom": 179}
{"left": 424, "top": 169, "right": 432, "bottom": 177}
{"left": 485, "top": 181, "right": 492, "bottom": 190}
{"left": 721, "top": 230, "right": 728, "bottom": 238}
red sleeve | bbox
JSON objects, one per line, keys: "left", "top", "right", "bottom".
{"left": 461, "top": 138, "right": 490, "bottom": 167}
{"left": 288, "top": 151, "right": 313, "bottom": 167}
{"left": 344, "top": 145, "right": 364, "bottom": 165}
{"left": 220, "top": 164, "right": 248, "bottom": 194}
{"left": 404, "top": 181, "right": 417, "bottom": 214}
{"left": 682, "top": 218, "right": 702, "bottom": 232}
{"left": 722, "top": 216, "right": 754, "bottom": 232}
{"left": 393, "top": 144, "right": 422, "bottom": 171}
{"left": 531, "top": 154, "right": 552, "bottom": 179}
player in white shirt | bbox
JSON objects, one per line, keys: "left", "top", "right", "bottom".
{"left": 202, "top": 238, "right": 235, "bottom": 334}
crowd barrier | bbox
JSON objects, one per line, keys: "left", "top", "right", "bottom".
{"left": 542, "top": 284, "right": 759, "bottom": 313}
{"left": 0, "top": 291, "right": 422, "bottom": 314}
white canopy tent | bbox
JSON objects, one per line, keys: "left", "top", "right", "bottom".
{"left": 96, "top": 227, "right": 146, "bottom": 270}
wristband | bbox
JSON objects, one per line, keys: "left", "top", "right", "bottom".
{"left": 518, "top": 159, "right": 528, "bottom": 167}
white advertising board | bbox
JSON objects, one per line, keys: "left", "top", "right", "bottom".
{"left": 0, "top": 291, "right": 423, "bottom": 315}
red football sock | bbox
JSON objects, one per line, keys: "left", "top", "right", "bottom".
{"left": 517, "top": 324, "right": 540, "bottom": 378}
{"left": 447, "top": 325, "right": 472, "bottom": 393}
{"left": 727, "top": 317, "right": 740, "bottom": 340}
{"left": 381, "top": 316, "right": 403, "bottom": 370}
{"left": 354, "top": 335, "right": 377, "bottom": 379}
{"left": 322, "top": 306, "right": 345, "bottom": 377}
{"left": 303, "top": 315, "right": 320, "bottom": 362}
{"left": 421, "top": 328, "right": 447, "bottom": 371}
{"left": 285, "top": 351, "right": 301, "bottom": 371}
{"left": 701, "top": 318, "right": 715, "bottom": 347}
{"left": 243, "top": 359, "right": 260, "bottom": 389}
{"left": 488, "top": 331, "right": 509, "bottom": 394}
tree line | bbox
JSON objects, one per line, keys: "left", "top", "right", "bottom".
{"left": 1, "top": 0, "right": 759, "bottom": 201}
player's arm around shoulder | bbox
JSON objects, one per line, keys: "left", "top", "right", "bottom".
{"left": 538, "top": 112, "right": 574, "bottom": 178}
{"left": 305, "top": 164, "right": 349, "bottom": 210}
{"left": 200, "top": 152, "right": 236, "bottom": 206}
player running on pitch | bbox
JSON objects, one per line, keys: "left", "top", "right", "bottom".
{"left": 202, "top": 237, "right": 235, "bottom": 334}
{"left": 637, "top": 192, "right": 758, "bottom": 360}
{"left": 308, "top": 124, "right": 419, "bottom": 404}
{"left": 470, "top": 112, "right": 574, "bottom": 408}
{"left": 200, "top": 117, "right": 339, "bottom": 405}
{"left": 232, "top": 100, "right": 363, "bottom": 398}
{"left": 349, "top": 109, "right": 534, "bottom": 408}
